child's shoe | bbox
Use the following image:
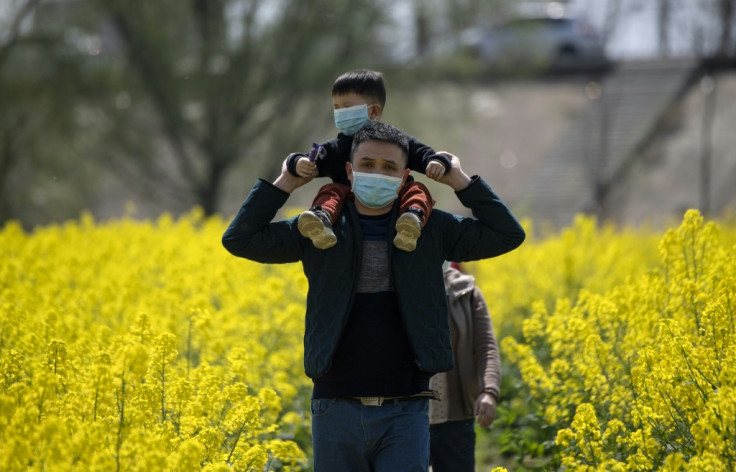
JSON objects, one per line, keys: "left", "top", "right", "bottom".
{"left": 394, "top": 212, "right": 422, "bottom": 252}
{"left": 298, "top": 209, "right": 337, "bottom": 249}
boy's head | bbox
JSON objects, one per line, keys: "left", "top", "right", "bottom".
{"left": 332, "top": 69, "right": 386, "bottom": 109}
{"left": 332, "top": 70, "right": 385, "bottom": 133}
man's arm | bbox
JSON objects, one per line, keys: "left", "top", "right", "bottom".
{"left": 436, "top": 153, "right": 526, "bottom": 261}
{"left": 436, "top": 152, "right": 472, "bottom": 191}
{"left": 471, "top": 286, "right": 500, "bottom": 428}
{"left": 222, "top": 158, "right": 313, "bottom": 263}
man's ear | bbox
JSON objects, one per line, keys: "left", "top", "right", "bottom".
{"left": 399, "top": 168, "right": 410, "bottom": 187}
{"left": 346, "top": 162, "right": 354, "bottom": 186}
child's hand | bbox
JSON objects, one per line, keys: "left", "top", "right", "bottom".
{"left": 425, "top": 160, "right": 446, "bottom": 181}
{"left": 296, "top": 157, "right": 318, "bottom": 178}
{"left": 275, "top": 156, "right": 312, "bottom": 194}
{"left": 436, "top": 151, "right": 471, "bottom": 191}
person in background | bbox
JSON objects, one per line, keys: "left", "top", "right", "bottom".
{"left": 429, "top": 262, "right": 500, "bottom": 472}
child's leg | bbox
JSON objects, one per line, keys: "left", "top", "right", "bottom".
{"left": 394, "top": 181, "right": 434, "bottom": 252}
{"left": 398, "top": 181, "right": 434, "bottom": 227}
{"left": 311, "top": 183, "right": 352, "bottom": 224}
{"left": 298, "top": 183, "right": 351, "bottom": 250}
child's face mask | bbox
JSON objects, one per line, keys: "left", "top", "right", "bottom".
{"left": 350, "top": 170, "right": 403, "bottom": 209}
{"left": 334, "top": 104, "right": 373, "bottom": 136}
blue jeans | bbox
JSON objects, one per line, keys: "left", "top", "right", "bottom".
{"left": 429, "top": 418, "right": 476, "bottom": 472}
{"left": 311, "top": 398, "right": 430, "bottom": 472}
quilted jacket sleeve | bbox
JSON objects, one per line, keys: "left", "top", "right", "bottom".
{"left": 221, "top": 178, "right": 306, "bottom": 263}
{"left": 406, "top": 135, "right": 452, "bottom": 174}
{"left": 442, "top": 176, "right": 526, "bottom": 262}
{"left": 471, "top": 286, "right": 501, "bottom": 398}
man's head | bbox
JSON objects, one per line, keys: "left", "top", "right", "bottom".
{"left": 332, "top": 70, "right": 385, "bottom": 133}
{"left": 346, "top": 122, "right": 410, "bottom": 215}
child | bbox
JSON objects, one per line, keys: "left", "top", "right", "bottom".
{"left": 286, "top": 69, "right": 451, "bottom": 251}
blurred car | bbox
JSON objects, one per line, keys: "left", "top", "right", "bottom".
{"left": 460, "top": 16, "right": 609, "bottom": 73}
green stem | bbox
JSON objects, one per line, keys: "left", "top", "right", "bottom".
{"left": 226, "top": 419, "right": 247, "bottom": 464}
{"left": 160, "top": 357, "right": 166, "bottom": 423}
{"left": 187, "top": 317, "right": 192, "bottom": 380}
{"left": 116, "top": 377, "right": 126, "bottom": 472}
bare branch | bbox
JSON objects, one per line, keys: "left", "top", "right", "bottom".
{"left": 0, "top": 0, "right": 42, "bottom": 70}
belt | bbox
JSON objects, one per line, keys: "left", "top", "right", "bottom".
{"left": 349, "top": 391, "right": 437, "bottom": 407}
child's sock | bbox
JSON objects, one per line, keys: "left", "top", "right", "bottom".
{"left": 393, "top": 211, "right": 422, "bottom": 252}
{"left": 298, "top": 208, "right": 337, "bottom": 249}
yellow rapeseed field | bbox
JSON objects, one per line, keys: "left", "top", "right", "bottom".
{"left": 2, "top": 207, "right": 735, "bottom": 471}
{"left": 1, "top": 208, "right": 310, "bottom": 471}
{"left": 500, "top": 210, "right": 736, "bottom": 470}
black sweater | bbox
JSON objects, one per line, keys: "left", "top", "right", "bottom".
{"left": 311, "top": 213, "right": 430, "bottom": 398}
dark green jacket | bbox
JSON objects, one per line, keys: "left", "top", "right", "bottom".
{"left": 222, "top": 176, "right": 525, "bottom": 378}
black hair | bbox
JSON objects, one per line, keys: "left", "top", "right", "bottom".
{"left": 332, "top": 69, "right": 387, "bottom": 108}
{"left": 350, "top": 122, "right": 409, "bottom": 164}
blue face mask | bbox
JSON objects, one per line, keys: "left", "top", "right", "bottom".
{"left": 350, "top": 170, "right": 403, "bottom": 209}
{"left": 334, "top": 104, "right": 373, "bottom": 136}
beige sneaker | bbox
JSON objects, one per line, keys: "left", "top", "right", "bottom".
{"left": 298, "top": 209, "right": 337, "bottom": 249}
{"left": 394, "top": 212, "right": 422, "bottom": 252}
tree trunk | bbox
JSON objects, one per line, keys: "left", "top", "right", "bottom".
{"left": 717, "top": 0, "right": 735, "bottom": 57}
{"left": 699, "top": 73, "right": 717, "bottom": 217}
{"left": 657, "top": 0, "right": 671, "bottom": 57}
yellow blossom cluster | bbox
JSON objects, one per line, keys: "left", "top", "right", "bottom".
{"left": 1, "top": 208, "right": 310, "bottom": 471}
{"left": 4, "top": 205, "right": 735, "bottom": 471}
{"left": 498, "top": 210, "right": 736, "bottom": 470}
{"left": 472, "top": 214, "right": 663, "bottom": 337}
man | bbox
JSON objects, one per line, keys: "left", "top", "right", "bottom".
{"left": 222, "top": 122, "right": 524, "bottom": 471}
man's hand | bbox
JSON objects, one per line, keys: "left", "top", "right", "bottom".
{"left": 435, "top": 152, "right": 472, "bottom": 191}
{"left": 296, "top": 157, "right": 318, "bottom": 178}
{"left": 474, "top": 392, "right": 498, "bottom": 428}
{"left": 274, "top": 156, "right": 313, "bottom": 194}
{"left": 425, "top": 160, "right": 446, "bottom": 181}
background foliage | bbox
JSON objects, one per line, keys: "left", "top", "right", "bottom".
{"left": 2, "top": 0, "right": 734, "bottom": 229}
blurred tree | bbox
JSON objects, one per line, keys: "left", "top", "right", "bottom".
{"left": 650, "top": 0, "right": 735, "bottom": 59}
{"left": 95, "top": 0, "right": 392, "bottom": 216}
{"left": 599, "top": 0, "right": 622, "bottom": 51}
{"left": 0, "top": 0, "right": 104, "bottom": 227}
{"left": 716, "top": 0, "right": 735, "bottom": 57}
{"left": 442, "top": 0, "right": 512, "bottom": 30}
{"left": 656, "top": 0, "right": 673, "bottom": 56}
{"left": 0, "top": 0, "right": 40, "bottom": 68}
{"left": 0, "top": 0, "right": 393, "bottom": 226}
{"left": 408, "top": 0, "right": 512, "bottom": 59}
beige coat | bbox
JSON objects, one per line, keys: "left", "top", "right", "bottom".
{"left": 429, "top": 268, "right": 501, "bottom": 424}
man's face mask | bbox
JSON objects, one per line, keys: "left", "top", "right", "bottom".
{"left": 334, "top": 104, "right": 373, "bottom": 136}
{"left": 350, "top": 171, "right": 403, "bottom": 209}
